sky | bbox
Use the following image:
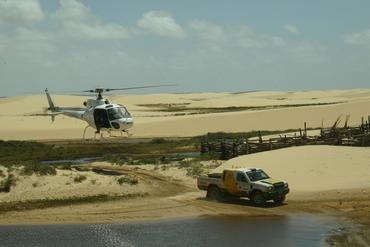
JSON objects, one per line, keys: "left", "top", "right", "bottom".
{"left": 0, "top": 0, "right": 370, "bottom": 96}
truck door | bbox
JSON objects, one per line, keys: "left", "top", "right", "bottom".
{"left": 223, "top": 171, "right": 239, "bottom": 195}
{"left": 236, "top": 172, "right": 250, "bottom": 196}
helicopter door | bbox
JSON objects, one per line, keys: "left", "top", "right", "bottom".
{"left": 94, "top": 109, "right": 111, "bottom": 129}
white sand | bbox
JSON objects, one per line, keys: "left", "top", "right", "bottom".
{"left": 215, "top": 145, "right": 370, "bottom": 193}
{"left": 0, "top": 89, "right": 370, "bottom": 140}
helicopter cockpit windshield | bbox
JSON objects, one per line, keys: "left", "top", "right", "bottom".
{"left": 107, "top": 107, "right": 131, "bottom": 120}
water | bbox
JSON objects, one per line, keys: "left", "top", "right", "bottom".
{"left": 41, "top": 157, "right": 100, "bottom": 165}
{"left": 41, "top": 152, "right": 200, "bottom": 165}
{"left": 0, "top": 214, "right": 336, "bottom": 247}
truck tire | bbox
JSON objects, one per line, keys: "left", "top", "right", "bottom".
{"left": 206, "top": 186, "right": 221, "bottom": 201}
{"left": 273, "top": 195, "right": 286, "bottom": 204}
{"left": 251, "top": 191, "right": 266, "bottom": 205}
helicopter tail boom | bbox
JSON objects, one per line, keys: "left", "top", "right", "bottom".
{"left": 45, "top": 88, "right": 56, "bottom": 111}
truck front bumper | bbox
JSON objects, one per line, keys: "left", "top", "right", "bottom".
{"left": 263, "top": 188, "right": 289, "bottom": 200}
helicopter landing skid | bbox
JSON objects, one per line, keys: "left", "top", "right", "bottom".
{"left": 82, "top": 125, "right": 92, "bottom": 140}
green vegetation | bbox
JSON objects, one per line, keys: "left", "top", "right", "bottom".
{"left": 21, "top": 162, "right": 57, "bottom": 176}
{"left": 0, "top": 193, "right": 148, "bottom": 213}
{"left": 0, "top": 138, "right": 198, "bottom": 163}
{"left": 0, "top": 128, "right": 317, "bottom": 169}
{"left": 137, "top": 102, "right": 343, "bottom": 115}
{"left": 74, "top": 175, "right": 87, "bottom": 183}
{"left": 117, "top": 175, "right": 138, "bottom": 185}
{"left": 0, "top": 174, "right": 16, "bottom": 193}
{"left": 185, "top": 162, "right": 204, "bottom": 177}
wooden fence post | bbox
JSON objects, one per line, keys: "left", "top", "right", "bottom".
{"left": 258, "top": 131, "right": 262, "bottom": 144}
{"left": 304, "top": 122, "right": 307, "bottom": 138}
{"left": 269, "top": 139, "right": 273, "bottom": 150}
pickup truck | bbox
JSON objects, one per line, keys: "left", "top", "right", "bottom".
{"left": 197, "top": 168, "right": 289, "bottom": 205}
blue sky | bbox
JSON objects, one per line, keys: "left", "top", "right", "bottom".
{"left": 0, "top": 0, "right": 370, "bottom": 95}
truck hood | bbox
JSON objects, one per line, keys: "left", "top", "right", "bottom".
{"left": 252, "top": 179, "right": 285, "bottom": 190}
{"left": 258, "top": 178, "right": 284, "bottom": 185}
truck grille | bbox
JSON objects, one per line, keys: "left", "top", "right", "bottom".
{"left": 273, "top": 182, "right": 285, "bottom": 190}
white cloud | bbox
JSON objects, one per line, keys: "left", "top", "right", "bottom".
{"left": 190, "top": 20, "right": 268, "bottom": 51}
{"left": 55, "top": 0, "right": 131, "bottom": 40}
{"left": 137, "top": 11, "right": 186, "bottom": 38}
{"left": 63, "top": 21, "right": 131, "bottom": 39}
{"left": 284, "top": 24, "right": 300, "bottom": 34}
{"left": 55, "top": 0, "right": 90, "bottom": 21}
{"left": 189, "top": 20, "right": 226, "bottom": 51}
{"left": 190, "top": 20, "right": 226, "bottom": 44}
{"left": 0, "top": 27, "right": 56, "bottom": 68}
{"left": 0, "top": 0, "right": 44, "bottom": 25}
{"left": 344, "top": 29, "right": 370, "bottom": 45}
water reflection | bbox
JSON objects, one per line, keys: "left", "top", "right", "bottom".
{"left": 0, "top": 214, "right": 336, "bottom": 247}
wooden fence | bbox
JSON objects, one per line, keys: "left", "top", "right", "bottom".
{"left": 200, "top": 116, "right": 370, "bottom": 160}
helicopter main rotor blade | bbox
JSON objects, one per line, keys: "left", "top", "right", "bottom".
{"left": 105, "top": 84, "right": 176, "bottom": 92}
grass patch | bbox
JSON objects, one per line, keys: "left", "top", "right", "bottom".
{"left": 0, "top": 193, "right": 148, "bottom": 213}
{"left": 137, "top": 102, "right": 343, "bottom": 115}
{"left": 0, "top": 174, "right": 16, "bottom": 193}
{"left": 117, "top": 175, "right": 138, "bottom": 185}
{"left": 185, "top": 162, "right": 204, "bottom": 177}
{"left": 21, "top": 162, "right": 57, "bottom": 176}
{"left": 73, "top": 175, "right": 87, "bottom": 183}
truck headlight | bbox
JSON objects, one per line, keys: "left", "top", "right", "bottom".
{"left": 267, "top": 186, "right": 274, "bottom": 191}
{"left": 284, "top": 183, "right": 289, "bottom": 188}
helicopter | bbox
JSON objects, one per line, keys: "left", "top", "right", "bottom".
{"left": 44, "top": 85, "right": 172, "bottom": 139}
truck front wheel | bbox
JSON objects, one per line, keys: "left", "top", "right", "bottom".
{"left": 251, "top": 191, "right": 266, "bottom": 205}
{"left": 206, "top": 186, "right": 221, "bottom": 201}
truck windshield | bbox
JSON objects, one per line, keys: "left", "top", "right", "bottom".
{"left": 246, "top": 170, "right": 269, "bottom": 182}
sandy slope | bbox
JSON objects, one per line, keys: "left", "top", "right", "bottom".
{"left": 215, "top": 145, "right": 370, "bottom": 193}
{"left": 0, "top": 89, "right": 370, "bottom": 140}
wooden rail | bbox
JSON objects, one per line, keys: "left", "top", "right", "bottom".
{"left": 200, "top": 116, "right": 370, "bottom": 160}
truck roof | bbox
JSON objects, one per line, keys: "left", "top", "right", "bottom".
{"left": 224, "top": 167, "right": 262, "bottom": 173}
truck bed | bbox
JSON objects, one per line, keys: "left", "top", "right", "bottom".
{"left": 197, "top": 173, "right": 223, "bottom": 191}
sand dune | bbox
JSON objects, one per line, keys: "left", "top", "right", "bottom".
{"left": 215, "top": 145, "right": 370, "bottom": 193}
{"left": 0, "top": 89, "right": 370, "bottom": 140}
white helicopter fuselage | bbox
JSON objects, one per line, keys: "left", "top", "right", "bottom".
{"left": 45, "top": 89, "right": 133, "bottom": 135}
{"left": 82, "top": 101, "right": 134, "bottom": 132}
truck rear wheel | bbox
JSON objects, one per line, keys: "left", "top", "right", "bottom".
{"left": 251, "top": 191, "right": 266, "bottom": 205}
{"left": 206, "top": 186, "right": 221, "bottom": 201}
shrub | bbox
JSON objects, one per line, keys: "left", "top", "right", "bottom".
{"left": 56, "top": 163, "right": 72, "bottom": 170}
{"left": 159, "top": 156, "right": 170, "bottom": 164}
{"left": 117, "top": 175, "right": 138, "bottom": 185}
{"left": 0, "top": 174, "right": 16, "bottom": 193}
{"left": 161, "top": 165, "right": 169, "bottom": 171}
{"left": 74, "top": 175, "right": 87, "bottom": 183}
{"left": 186, "top": 163, "right": 204, "bottom": 178}
{"left": 21, "top": 162, "right": 57, "bottom": 176}
{"left": 150, "top": 138, "right": 166, "bottom": 144}
{"left": 0, "top": 170, "right": 5, "bottom": 177}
